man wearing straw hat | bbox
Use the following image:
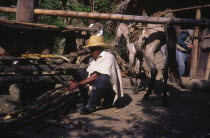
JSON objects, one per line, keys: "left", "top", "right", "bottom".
{"left": 69, "top": 35, "right": 123, "bottom": 114}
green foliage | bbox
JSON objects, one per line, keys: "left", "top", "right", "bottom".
{"left": 37, "top": 0, "right": 92, "bottom": 26}
{"left": 94, "top": 0, "right": 118, "bottom": 13}
{"left": 70, "top": 3, "right": 91, "bottom": 12}
{"left": 0, "top": 0, "right": 16, "bottom": 20}
{"left": 0, "top": 12, "right": 16, "bottom": 20}
{"left": 104, "top": 32, "right": 113, "bottom": 44}
{"left": 53, "top": 37, "right": 65, "bottom": 55}
{"left": 37, "top": 0, "right": 65, "bottom": 25}
{"left": 68, "top": 3, "right": 91, "bottom": 26}
{"left": 0, "top": 0, "right": 16, "bottom": 6}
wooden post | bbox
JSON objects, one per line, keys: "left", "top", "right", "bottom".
{"left": 205, "top": 53, "right": 210, "bottom": 80}
{"left": 190, "top": 9, "right": 201, "bottom": 78}
{"left": 16, "top": 0, "right": 35, "bottom": 22}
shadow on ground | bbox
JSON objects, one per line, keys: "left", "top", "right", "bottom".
{"left": 3, "top": 78, "right": 210, "bottom": 138}
{"left": 130, "top": 81, "right": 210, "bottom": 138}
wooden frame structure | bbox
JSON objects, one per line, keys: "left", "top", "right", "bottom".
{"left": 0, "top": 0, "right": 209, "bottom": 81}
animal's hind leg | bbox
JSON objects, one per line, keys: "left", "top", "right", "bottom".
{"left": 162, "top": 65, "right": 169, "bottom": 106}
{"left": 143, "top": 54, "right": 158, "bottom": 100}
{"left": 161, "top": 45, "right": 169, "bottom": 106}
{"left": 127, "top": 43, "right": 137, "bottom": 91}
{"left": 133, "top": 58, "right": 140, "bottom": 94}
{"left": 133, "top": 52, "right": 143, "bottom": 94}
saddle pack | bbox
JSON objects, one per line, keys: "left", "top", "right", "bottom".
{"left": 127, "top": 23, "right": 143, "bottom": 43}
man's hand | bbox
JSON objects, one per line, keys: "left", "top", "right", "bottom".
{"left": 68, "top": 72, "right": 99, "bottom": 92}
{"left": 69, "top": 82, "right": 80, "bottom": 92}
{"left": 187, "top": 44, "right": 193, "bottom": 48}
{"left": 81, "top": 31, "right": 87, "bottom": 35}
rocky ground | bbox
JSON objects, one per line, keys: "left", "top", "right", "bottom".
{"left": 6, "top": 77, "right": 208, "bottom": 138}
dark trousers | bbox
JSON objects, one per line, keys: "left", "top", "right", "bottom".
{"left": 75, "top": 69, "right": 115, "bottom": 108}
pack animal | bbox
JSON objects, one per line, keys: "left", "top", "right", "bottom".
{"left": 114, "top": 22, "right": 182, "bottom": 106}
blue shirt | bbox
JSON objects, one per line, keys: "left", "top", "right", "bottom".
{"left": 177, "top": 30, "right": 190, "bottom": 49}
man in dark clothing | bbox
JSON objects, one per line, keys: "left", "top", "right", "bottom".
{"left": 176, "top": 30, "right": 194, "bottom": 76}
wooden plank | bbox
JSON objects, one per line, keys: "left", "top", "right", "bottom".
{"left": 197, "top": 50, "right": 209, "bottom": 79}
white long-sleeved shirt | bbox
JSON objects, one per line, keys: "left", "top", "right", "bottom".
{"left": 87, "top": 51, "right": 124, "bottom": 103}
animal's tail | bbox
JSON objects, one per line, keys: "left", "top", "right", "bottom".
{"left": 166, "top": 25, "right": 183, "bottom": 87}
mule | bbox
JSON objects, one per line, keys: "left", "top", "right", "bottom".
{"left": 114, "top": 22, "right": 182, "bottom": 106}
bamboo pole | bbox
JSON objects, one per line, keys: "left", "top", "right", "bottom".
{"left": 156, "top": 5, "right": 210, "bottom": 17}
{"left": 190, "top": 9, "right": 201, "bottom": 78}
{"left": 170, "top": 5, "right": 210, "bottom": 13}
{"left": 0, "top": 7, "right": 210, "bottom": 24}
{"left": 205, "top": 53, "right": 210, "bottom": 80}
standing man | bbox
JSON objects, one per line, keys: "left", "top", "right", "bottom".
{"left": 69, "top": 36, "right": 123, "bottom": 114}
{"left": 176, "top": 29, "right": 194, "bottom": 76}
{"left": 88, "top": 19, "right": 104, "bottom": 36}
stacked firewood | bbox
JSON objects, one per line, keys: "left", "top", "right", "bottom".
{"left": 0, "top": 51, "right": 90, "bottom": 84}
{"left": 0, "top": 85, "right": 79, "bottom": 135}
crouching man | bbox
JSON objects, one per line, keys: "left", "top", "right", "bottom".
{"left": 69, "top": 36, "right": 124, "bottom": 114}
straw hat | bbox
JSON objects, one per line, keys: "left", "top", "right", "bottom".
{"left": 83, "top": 36, "right": 108, "bottom": 48}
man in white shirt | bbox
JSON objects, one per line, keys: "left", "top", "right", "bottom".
{"left": 69, "top": 36, "right": 123, "bottom": 114}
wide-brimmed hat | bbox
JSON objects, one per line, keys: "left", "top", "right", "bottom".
{"left": 83, "top": 36, "right": 108, "bottom": 48}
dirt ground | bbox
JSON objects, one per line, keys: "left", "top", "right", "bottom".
{"left": 9, "top": 76, "right": 209, "bottom": 138}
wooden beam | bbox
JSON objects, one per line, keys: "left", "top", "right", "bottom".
{"left": 205, "top": 53, "right": 210, "bottom": 80}
{"left": 0, "top": 7, "right": 210, "bottom": 24}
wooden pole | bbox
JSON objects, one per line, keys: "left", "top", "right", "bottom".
{"left": 156, "top": 5, "right": 210, "bottom": 17}
{"left": 190, "top": 9, "right": 201, "bottom": 78}
{"left": 205, "top": 53, "right": 210, "bottom": 80}
{"left": 16, "top": 0, "right": 35, "bottom": 22}
{"left": 0, "top": 7, "right": 210, "bottom": 24}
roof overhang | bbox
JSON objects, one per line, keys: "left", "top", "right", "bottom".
{"left": 0, "top": 18, "right": 97, "bottom": 33}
